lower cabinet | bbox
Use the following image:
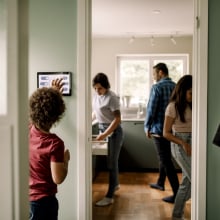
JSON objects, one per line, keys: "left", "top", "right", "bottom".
{"left": 92, "top": 123, "right": 108, "bottom": 177}
{"left": 92, "top": 120, "right": 179, "bottom": 173}
{"left": 119, "top": 121, "right": 158, "bottom": 171}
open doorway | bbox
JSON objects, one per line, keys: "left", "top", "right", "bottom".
{"left": 84, "top": 0, "right": 208, "bottom": 219}
{"left": 91, "top": 0, "right": 193, "bottom": 219}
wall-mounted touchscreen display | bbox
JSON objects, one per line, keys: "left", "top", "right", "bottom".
{"left": 37, "top": 72, "right": 72, "bottom": 96}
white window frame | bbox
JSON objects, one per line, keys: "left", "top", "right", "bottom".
{"left": 116, "top": 54, "right": 189, "bottom": 118}
{"left": 116, "top": 53, "right": 189, "bottom": 94}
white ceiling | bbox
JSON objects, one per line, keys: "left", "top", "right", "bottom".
{"left": 92, "top": 0, "right": 194, "bottom": 38}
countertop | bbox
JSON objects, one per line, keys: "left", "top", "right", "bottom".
{"left": 122, "top": 118, "right": 145, "bottom": 122}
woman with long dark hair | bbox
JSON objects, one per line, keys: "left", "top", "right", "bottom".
{"left": 163, "top": 74, "right": 192, "bottom": 220}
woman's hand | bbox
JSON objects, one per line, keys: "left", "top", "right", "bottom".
{"left": 96, "top": 133, "right": 107, "bottom": 141}
{"left": 182, "top": 141, "right": 191, "bottom": 156}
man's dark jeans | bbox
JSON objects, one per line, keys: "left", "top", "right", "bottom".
{"left": 152, "top": 136, "right": 179, "bottom": 195}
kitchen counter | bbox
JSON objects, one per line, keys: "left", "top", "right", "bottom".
{"left": 92, "top": 120, "right": 158, "bottom": 171}
{"left": 92, "top": 142, "right": 108, "bottom": 155}
{"left": 122, "top": 118, "right": 145, "bottom": 121}
{"left": 92, "top": 121, "right": 180, "bottom": 172}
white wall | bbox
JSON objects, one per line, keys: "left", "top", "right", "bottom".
{"left": 92, "top": 36, "right": 192, "bottom": 91}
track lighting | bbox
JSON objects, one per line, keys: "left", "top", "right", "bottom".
{"left": 170, "top": 36, "right": 177, "bottom": 45}
{"left": 129, "top": 36, "right": 135, "bottom": 44}
{"left": 150, "top": 36, "right": 155, "bottom": 47}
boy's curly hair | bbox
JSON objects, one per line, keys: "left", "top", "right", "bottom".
{"left": 29, "top": 87, "right": 66, "bottom": 131}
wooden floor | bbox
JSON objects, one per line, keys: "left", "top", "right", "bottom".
{"left": 92, "top": 172, "right": 191, "bottom": 220}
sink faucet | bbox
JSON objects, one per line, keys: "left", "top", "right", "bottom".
{"left": 137, "top": 103, "right": 144, "bottom": 118}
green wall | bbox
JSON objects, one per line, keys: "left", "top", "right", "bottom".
{"left": 29, "top": 0, "right": 77, "bottom": 219}
{"left": 207, "top": 0, "right": 220, "bottom": 219}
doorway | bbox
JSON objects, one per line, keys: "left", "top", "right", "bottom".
{"left": 76, "top": 0, "right": 208, "bottom": 219}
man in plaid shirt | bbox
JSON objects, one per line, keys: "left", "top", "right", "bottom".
{"left": 144, "top": 63, "right": 179, "bottom": 203}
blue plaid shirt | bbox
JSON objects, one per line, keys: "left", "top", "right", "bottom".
{"left": 144, "top": 77, "right": 176, "bottom": 136}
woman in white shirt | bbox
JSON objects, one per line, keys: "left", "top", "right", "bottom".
{"left": 163, "top": 75, "right": 192, "bottom": 220}
{"left": 92, "top": 72, "right": 123, "bottom": 206}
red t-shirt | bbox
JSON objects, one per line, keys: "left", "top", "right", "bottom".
{"left": 29, "top": 125, "right": 64, "bottom": 201}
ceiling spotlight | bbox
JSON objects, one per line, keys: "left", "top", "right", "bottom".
{"left": 129, "top": 36, "right": 135, "bottom": 44}
{"left": 170, "top": 36, "right": 177, "bottom": 45}
{"left": 153, "top": 9, "right": 161, "bottom": 14}
{"left": 150, "top": 36, "right": 155, "bottom": 47}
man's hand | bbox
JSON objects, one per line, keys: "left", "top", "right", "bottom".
{"left": 146, "top": 130, "right": 152, "bottom": 138}
{"left": 52, "top": 78, "right": 64, "bottom": 93}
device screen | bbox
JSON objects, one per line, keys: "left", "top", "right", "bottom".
{"left": 37, "top": 72, "right": 72, "bottom": 96}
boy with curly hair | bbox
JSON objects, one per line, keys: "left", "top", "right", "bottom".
{"left": 29, "top": 79, "right": 70, "bottom": 220}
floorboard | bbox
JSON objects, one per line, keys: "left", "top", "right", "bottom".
{"left": 93, "top": 172, "right": 191, "bottom": 220}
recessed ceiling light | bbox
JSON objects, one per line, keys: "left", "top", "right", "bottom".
{"left": 153, "top": 10, "right": 161, "bottom": 14}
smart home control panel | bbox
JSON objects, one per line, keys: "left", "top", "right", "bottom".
{"left": 37, "top": 72, "right": 72, "bottom": 96}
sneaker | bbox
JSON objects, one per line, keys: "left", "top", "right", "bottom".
{"left": 149, "top": 183, "right": 165, "bottom": 191}
{"left": 95, "top": 197, "right": 114, "bottom": 206}
{"left": 162, "top": 195, "right": 175, "bottom": 203}
{"left": 114, "top": 184, "right": 120, "bottom": 191}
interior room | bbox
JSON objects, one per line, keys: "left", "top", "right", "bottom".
{"left": 4, "top": 0, "right": 220, "bottom": 219}
{"left": 91, "top": 0, "right": 193, "bottom": 219}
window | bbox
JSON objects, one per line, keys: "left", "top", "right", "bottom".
{"left": 117, "top": 54, "right": 189, "bottom": 119}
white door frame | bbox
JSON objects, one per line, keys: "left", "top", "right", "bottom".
{"left": 76, "top": 0, "right": 209, "bottom": 219}
{"left": 191, "top": 0, "right": 208, "bottom": 219}
{"left": 76, "top": 0, "right": 92, "bottom": 220}
{"left": 1, "top": 0, "right": 29, "bottom": 219}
